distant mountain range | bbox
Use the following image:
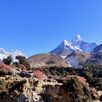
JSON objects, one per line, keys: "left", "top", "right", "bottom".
{"left": 28, "top": 35, "right": 102, "bottom": 68}
{"left": 50, "top": 35, "right": 101, "bottom": 67}
{"left": 1, "top": 35, "right": 102, "bottom": 68}
{"left": 50, "top": 35, "right": 98, "bottom": 58}
{"left": 0, "top": 48, "right": 24, "bottom": 61}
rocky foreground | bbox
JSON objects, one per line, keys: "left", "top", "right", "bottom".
{"left": 0, "top": 64, "right": 102, "bottom": 102}
{"left": 0, "top": 62, "right": 102, "bottom": 102}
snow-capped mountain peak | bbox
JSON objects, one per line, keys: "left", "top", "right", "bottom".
{"left": 50, "top": 39, "right": 82, "bottom": 59}
{"left": 62, "top": 40, "right": 82, "bottom": 51}
{"left": 0, "top": 48, "right": 25, "bottom": 61}
{"left": 72, "top": 35, "right": 82, "bottom": 43}
{"left": 63, "top": 40, "right": 75, "bottom": 49}
{"left": 70, "top": 35, "right": 98, "bottom": 53}
{"left": 75, "top": 35, "right": 82, "bottom": 40}
{"left": 63, "top": 40, "right": 69, "bottom": 46}
{"left": 50, "top": 35, "right": 98, "bottom": 59}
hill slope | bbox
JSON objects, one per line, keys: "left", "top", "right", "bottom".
{"left": 28, "top": 53, "right": 69, "bottom": 68}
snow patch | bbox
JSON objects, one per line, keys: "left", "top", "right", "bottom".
{"left": 0, "top": 48, "right": 25, "bottom": 62}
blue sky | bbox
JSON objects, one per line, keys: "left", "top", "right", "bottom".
{"left": 0, "top": 0, "right": 102, "bottom": 56}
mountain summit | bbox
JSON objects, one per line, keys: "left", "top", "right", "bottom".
{"left": 50, "top": 35, "right": 98, "bottom": 67}
{"left": 50, "top": 39, "right": 82, "bottom": 59}
{"left": 71, "top": 35, "right": 98, "bottom": 53}
{"left": 50, "top": 35, "right": 98, "bottom": 58}
{"left": 72, "top": 35, "right": 82, "bottom": 42}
